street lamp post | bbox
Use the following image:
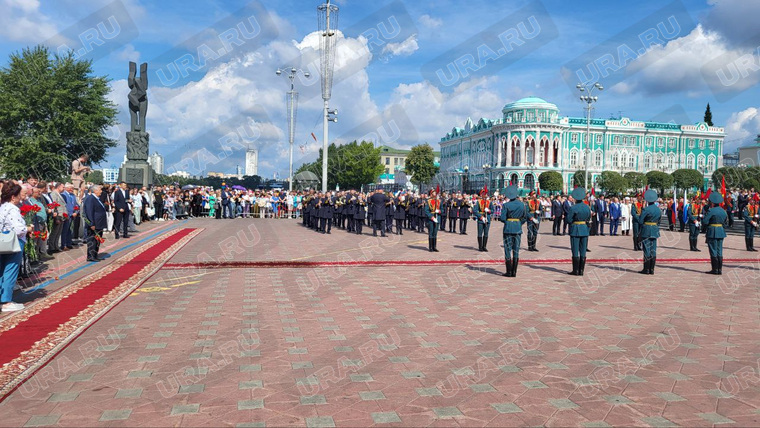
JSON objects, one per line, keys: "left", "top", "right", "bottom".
{"left": 482, "top": 163, "right": 492, "bottom": 193}
{"left": 318, "top": 0, "right": 339, "bottom": 192}
{"left": 462, "top": 165, "right": 470, "bottom": 193}
{"left": 576, "top": 82, "right": 603, "bottom": 190}
{"left": 276, "top": 67, "right": 310, "bottom": 193}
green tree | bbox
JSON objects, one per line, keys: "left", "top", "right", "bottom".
{"left": 711, "top": 166, "right": 746, "bottom": 189}
{"left": 295, "top": 140, "right": 384, "bottom": 190}
{"left": 646, "top": 170, "right": 674, "bottom": 193}
{"left": 743, "top": 166, "right": 760, "bottom": 188}
{"left": 0, "top": 45, "right": 118, "bottom": 179}
{"left": 572, "top": 170, "right": 586, "bottom": 188}
{"left": 671, "top": 168, "right": 703, "bottom": 190}
{"left": 596, "top": 171, "right": 629, "bottom": 195}
{"left": 405, "top": 143, "right": 438, "bottom": 188}
{"left": 538, "top": 171, "right": 563, "bottom": 193}
{"left": 85, "top": 170, "right": 104, "bottom": 185}
{"left": 624, "top": 172, "right": 646, "bottom": 191}
{"left": 704, "top": 103, "right": 713, "bottom": 126}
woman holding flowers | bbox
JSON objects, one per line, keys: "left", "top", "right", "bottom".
{"left": 0, "top": 181, "right": 32, "bottom": 312}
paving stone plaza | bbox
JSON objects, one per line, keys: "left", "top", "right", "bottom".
{"left": 2, "top": 219, "right": 759, "bottom": 427}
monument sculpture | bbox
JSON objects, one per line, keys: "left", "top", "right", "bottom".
{"left": 119, "top": 61, "right": 153, "bottom": 187}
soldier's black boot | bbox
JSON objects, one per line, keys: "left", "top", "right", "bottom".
{"left": 707, "top": 256, "right": 718, "bottom": 274}
{"left": 639, "top": 258, "right": 649, "bottom": 275}
{"left": 477, "top": 237, "right": 483, "bottom": 251}
{"left": 428, "top": 238, "right": 433, "bottom": 252}
{"left": 512, "top": 258, "right": 518, "bottom": 277}
{"left": 569, "top": 257, "right": 578, "bottom": 276}
{"left": 579, "top": 257, "right": 586, "bottom": 276}
{"left": 433, "top": 238, "right": 439, "bottom": 252}
{"left": 752, "top": 238, "right": 757, "bottom": 251}
{"left": 483, "top": 237, "right": 488, "bottom": 252}
{"left": 649, "top": 257, "right": 656, "bottom": 275}
{"left": 717, "top": 256, "right": 723, "bottom": 275}
{"left": 503, "top": 259, "right": 512, "bottom": 277}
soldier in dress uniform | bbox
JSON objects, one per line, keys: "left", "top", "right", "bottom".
{"left": 440, "top": 193, "right": 449, "bottom": 232}
{"left": 407, "top": 194, "right": 417, "bottom": 231}
{"left": 459, "top": 194, "right": 470, "bottom": 234}
{"left": 385, "top": 194, "right": 395, "bottom": 233}
{"left": 631, "top": 193, "right": 644, "bottom": 251}
{"left": 687, "top": 197, "right": 703, "bottom": 251}
{"left": 354, "top": 193, "right": 367, "bottom": 235}
{"left": 499, "top": 185, "right": 531, "bottom": 277}
{"left": 526, "top": 191, "right": 542, "bottom": 252}
{"left": 567, "top": 187, "right": 591, "bottom": 276}
{"left": 742, "top": 198, "right": 758, "bottom": 251}
{"left": 394, "top": 193, "right": 406, "bottom": 235}
{"left": 310, "top": 192, "right": 321, "bottom": 230}
{"left": 417, "top": 194, "right": 427, "bottom": 233}
{"left": 345, "top": 192, "right": 356, "bottom": 233}
{"left": 424, "top": 190, "right": 441, "bottom": 252}
{"left": 704, "top": 192, "right": 727, "bottom": 274}
{"left": 448, "top": 194, "right": 459, "bottom": 233}
{"left": 637, "top": 189, "right": 661, "bottom": 275}
{"left": 302, "top": 190, "right": 313, "bottom": 227}
{"left": 471, "top": 190, "right": 492, "bottom": 252}
{"left": 336, "top": 192, "right": 346, "bottom": 229}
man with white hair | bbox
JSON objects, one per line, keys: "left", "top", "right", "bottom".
{"left": 82, "top": 185, "right": 107, "bottom": 262}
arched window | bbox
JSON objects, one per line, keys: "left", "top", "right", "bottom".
{"left": 595, "top": 151, "right": 603, "bottom": 167}
{"left": 628, "top": 153, "right": 636, "bottom": 169}
{"left": 498, "top": 174, "right": 505, "bottom": 189}
{"left": 644, "top": 154, "right": 652, "bottom": 170}
{"left": 526, "top": 140, "right": 535, "bottom": 165}
{"left": 509, "top": 174, "right": 518, "bottom": 185}
{"left": 657, "top": 153, "right": 665, "bottom": 169}
{"left": 707, "top": 155, "right": 716, "bottom": 171}
{"left": 612, "top": 152, "right": 619, "bottom": 168}
{"left": 697, "top": 154, "right": 706, "bottom": 171}
{"left": 687, "top": 153, "right": 695, "bottom": 169}
{"left": 570, "top": 150, "right": 578, "bottom": 167}
{"left": 667, "top": 154, "right": 675, "bottom": 171}
{"left": 524, "top": 174, "right": 535, "bottom": 190}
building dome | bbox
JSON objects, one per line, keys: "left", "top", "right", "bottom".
{"left": 502, "top": 96, "right": 559, "bottom": 124}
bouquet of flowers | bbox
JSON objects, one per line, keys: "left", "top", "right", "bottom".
{"left": 20, "top": 204, "right": 41, "bottom": 225}
{"left": 47, "top": 202, "right": 60, "bottom": 211}
{"left": 95, "top": 234, "right": 106, "bottom": 244}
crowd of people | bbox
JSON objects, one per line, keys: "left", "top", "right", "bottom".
{"left": 1, "top": 154, "right": 757, "bottom": 312}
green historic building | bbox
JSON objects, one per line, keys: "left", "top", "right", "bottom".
{"left": 438, "top": 97, "right": 725, "bottom": 193}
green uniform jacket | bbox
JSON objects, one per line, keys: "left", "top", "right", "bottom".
{"left": 743, "top": 207, "right": 758, "bottom": 226}
{"left": 566, "top": 203, "right": 591, "bottom": 237}
{"left": 704, "top": 207, "right": 727, "bottom": 239}
{"left": 471, "top": 201, "right": 492, "bottom": 224}
{"left": 637, "top": 204, "right": 661, "bottom": 239}
{"left": 423, "top": 199, "right": 440, "bottom": 220}
{"left": 499, "top": 200, "right": 529, "bottom": 235}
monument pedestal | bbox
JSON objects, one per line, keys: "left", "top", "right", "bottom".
{"left": 119, "top": 160, "right": 154, "bottom": 189}
{"left": 119, "top": 131, "right": 153, "bottom": 188}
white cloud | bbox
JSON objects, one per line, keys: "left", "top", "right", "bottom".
{"left": 418, "top": 14, "right": 442, "bottom": 29}
{"left": 725, "top": 107, "right": 760, "bottom": 152}
{"left": 381, "top": 34, "right": 418, "bottom": 57}
{"left": 0, "top": 0, "right": 56, "bottom": 42}
{"left": 115, "top": 44, "right": 140, "bottom": 62}
{"left": 703, "top": 0, "right": 760, "bottom": 47}
{"left": 606, "top": 25, "right": 760, "bottom": 98}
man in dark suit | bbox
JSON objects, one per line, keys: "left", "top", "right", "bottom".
{"left": 562, "top": 195, "right": 574, "bottom": 235}
{"left": 112, "top": 181, "right": 130, "bottom": 239}
{"left": 221, "top": 187, "right": 232, "bottom": 219}
{"left": 551, "top": 195, "right": 563, "bottom": 235}
{"left": 83, "top": 185, "right": 107, "bottom": 262}
{"left": 368, "top": 189, "right": 390, "bottom": 237}
{"left": 594, "top": 195, "right": 608, "bottom": 235}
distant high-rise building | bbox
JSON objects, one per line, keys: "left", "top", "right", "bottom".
{"left": 236, "top": 164, "right": 243, "bottom": 178}
{"left": 245, "top": 147, "right": 258, "bottom": 177}
{"left": 102, "top": 166, "right": 119, "bottom": 184}
{"left": 148, "top": 151, "right": 164, "bottom": 175}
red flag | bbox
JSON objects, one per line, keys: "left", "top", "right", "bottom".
{"left": 484, "top": 184, "right": 488, "bottom": 195}
{"left": 591, "top": 187, "right": 595, "bottom": 196}
{"left": 645, "top": 184, "right": 649, "bottom": 192}
{"left": 705, "top": 188, "right": 712, "bottom": 200}
{"left": 537, "top": 187, "right": 541, "bottom": 197}
{"left": 721, "top": 175, "right": 726, "bottom": 207}
{"left": 436, "top": 184, "right": 440, "bottom": 194}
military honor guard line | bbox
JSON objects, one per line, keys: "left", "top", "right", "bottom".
{"left": 294, "top": 185, "right": 748, "bottom": 278}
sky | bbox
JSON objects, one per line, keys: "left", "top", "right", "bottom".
{"left": 1, "top": 0, "right": 759, "bottom": 178}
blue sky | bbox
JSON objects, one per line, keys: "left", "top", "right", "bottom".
{"left": 1, "top": 0, "right": 758, "bottom": 178}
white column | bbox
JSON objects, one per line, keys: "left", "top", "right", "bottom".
{"left": 548, "top": 132, "right": 554, "bottom": 167}
{"left": 506, "top": 131, "right": 512, "bottom": 167}
{"left": 520, "top": 130, "right": 526, "bottom": 167}
{"left": 497, "top": 135, "right": 502, "bottom": 167}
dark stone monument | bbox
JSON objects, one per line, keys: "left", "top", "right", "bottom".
{"left": 119, "top": 61, "right": 153, "bottom": 188}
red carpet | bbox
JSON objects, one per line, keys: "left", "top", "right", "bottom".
{"left": 162, "top": 257, "right": 756, "bottom": 269}
{"left": 0, "top": 228, "right": 194, "bottom": 369}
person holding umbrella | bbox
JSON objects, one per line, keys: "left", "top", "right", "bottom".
{"left": 637, "top": 189, "right": 661, "bottom": 275}
{"left": 566, "top": 187, "right": 591, "bottom": 276}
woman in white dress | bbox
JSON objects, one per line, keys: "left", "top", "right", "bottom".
{"left": 620, "top": 196, "right": 632, "bottom": 236}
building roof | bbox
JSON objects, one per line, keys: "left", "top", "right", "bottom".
{"left": 502, "top": 96, "right": 558, "bottom": 112}
{"left": 378, "top": 145, "right": 440, "bottom": 156}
